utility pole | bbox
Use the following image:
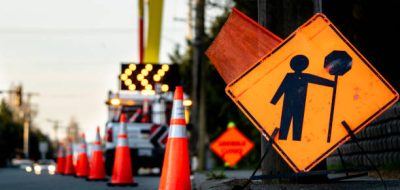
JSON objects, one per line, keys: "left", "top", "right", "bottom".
{"left": 1, "top": 87, "right": 38, "bottom": 159}
{"left": 258, "top": 0, "right": 327, "bottom": 183}
{"left": 258, "top": 0, "right": 292, "bottom": 182}
{"left": 258, "top": 0, "right": 268, "bottom": 178}
{"left": 313, "top": 0, "right": 322, "bottom": 13}
{"left": 192, "top": 0, "right": 206, "bottom": 170}
{"left": 23, "top": 117, "right": 30, "bottom": 159}
{"left": 23, "top": 92, "right": 39, "bottom": 159}
{"left": 187, "top": 0, "right": 193, "bottom": 40}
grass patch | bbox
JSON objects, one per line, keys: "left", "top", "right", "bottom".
{"left": 206, "top": 170, "right": 227, "bottom": 180}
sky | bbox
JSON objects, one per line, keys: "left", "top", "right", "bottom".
{"left": 0, "top": 0, "right": 190, "bottom": 141}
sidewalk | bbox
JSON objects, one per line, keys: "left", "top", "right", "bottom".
{"left": 192, "top": 170, "right": 260, "bottom": 189}
{"left": 195, "top": 170, "right": 400, "bottom": 190}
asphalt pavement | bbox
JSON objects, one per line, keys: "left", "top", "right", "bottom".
{"left": 7, "top": 167, "right": 398, "bottom": 190}
{"left": 0, "top": 168, "right": 159, "bottom": 190}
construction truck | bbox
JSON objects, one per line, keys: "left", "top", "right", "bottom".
{"left": 104, "top": 90, "right": 173, "bottom": 175}
{"left": 105, "top": 63, "right": 187, "bottom": 175}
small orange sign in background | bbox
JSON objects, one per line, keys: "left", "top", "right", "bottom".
{"left": 226, "top": 14, "right": 398, "bottom": 172}
{"left": 210, "top": 123, "right": 254, "bottom": 167}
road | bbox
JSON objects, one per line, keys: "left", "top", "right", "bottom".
{"left": 0, "top": 167, "right": 263, "bottom": 190}
{"left": 0, "top": 168, "right": 159, "bottom": 190}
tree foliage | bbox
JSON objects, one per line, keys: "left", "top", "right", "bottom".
{"left": 0, "top": 100, "right": 54, "bottom": 167}
{"left": 171, "top": 0, "right": 400, "bottom": 171}
{"left": 0, "top": 101, "right": 23, "bottom": 166}
{"left": 170, "top": 1, "right": 261, "bottom": 168}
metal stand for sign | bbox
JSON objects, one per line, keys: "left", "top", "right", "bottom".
{"left": 233, "top": 128, "right": 279, "bottom": 190}
{"left": 341, "top": 121, "right": 387, "bottom": 190}
{"left": 235, "top": 122, "right": 388, "bottom": 190}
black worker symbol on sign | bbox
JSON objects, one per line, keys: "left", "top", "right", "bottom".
{"left": 270, "top": 52, "right": 352, "bottom": 141}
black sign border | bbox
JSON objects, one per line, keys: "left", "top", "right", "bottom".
{"left": 226, "top": 14, "right": 399, "bottom": 173}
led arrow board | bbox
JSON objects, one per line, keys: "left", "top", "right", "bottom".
{"left": 119, "top": 63, "right": 180, "bottom": 92}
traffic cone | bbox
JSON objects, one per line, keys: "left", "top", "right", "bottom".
{"left": 159, "top": 86, "right": 191, "bottom": 190}
{"left": 141, "top": 98, "right": 150, "bottom": 123}
{"left": 64, "top": 139, "right": 75, "bottom": 175}
{"left": 76, "top": 133, "right": 90, "bottom": 177}
{"left": 88, "top": 126, "right": 106, "bottom": 181}
{"left": 108, "top": 114, "right": 138, "bottom": 186}
{"left": 55, "top": 142, "right": 65, "bottom": 174}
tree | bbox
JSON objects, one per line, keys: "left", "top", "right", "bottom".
{"left": 0, "top": 100, "right": 54, "bottom": 166}
{"left": 170, "top": 0, "right": 262, "bottom": 169}
{"left": 0, "top": 100, "right": 23, "bottom": 166}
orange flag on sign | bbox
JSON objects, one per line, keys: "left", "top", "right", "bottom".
{"left": 206, "top": 8, "right": 282, "bottom": 84}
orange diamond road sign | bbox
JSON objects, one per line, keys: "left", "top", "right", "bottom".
{"left": 226, "top": 14, "right": 399, "bottom": 172}
{"left": 210, "top": 122, "right": 254, "bottom": 167}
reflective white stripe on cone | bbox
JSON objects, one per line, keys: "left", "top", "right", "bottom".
{"left": 168, "top": 125, "right": 187, "bottom": 138}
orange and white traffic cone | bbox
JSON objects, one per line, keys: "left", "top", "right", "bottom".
{"left": 76, "top": 133, "right": 90, "bottom": 177}
{"left": 88, "top": 126, "right": 106, "bottom": 181}
{"left": 159, "top": 86, "right": 191, "bottom": 190}
{"left": 141, "top": 98, "right": 150, "bottom": 123}
{"left": 64, "top": 139, "right": 75, "bottom": 175}
{"left": 55, "top": 142, "right": 65, "bottom": 174}
{"left": 108, "top": 114, "right": 138, "bottom": 186}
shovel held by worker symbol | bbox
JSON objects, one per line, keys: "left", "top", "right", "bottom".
{"left": 324, "top": 50, "right": 352, "bottom": 143}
